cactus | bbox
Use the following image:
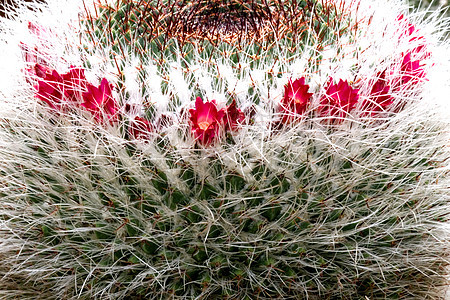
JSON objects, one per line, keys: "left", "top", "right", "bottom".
{"left": 84, "top": 0, "right": 349, "bottom": 49}
{"left": 81, "top": 0, "right": 354, "bottom": 102}
{"left": 0, "top": 0, "right": 449, "bottom": 299}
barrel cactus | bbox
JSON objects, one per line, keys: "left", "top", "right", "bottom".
{"left": 0, "top": 0, "right": 449, "bottom": 299}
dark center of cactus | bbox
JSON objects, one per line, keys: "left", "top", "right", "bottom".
{"left": 177, "top": 0, "right": 273, "bottom": 41}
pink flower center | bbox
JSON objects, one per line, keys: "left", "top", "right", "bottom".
{"left": 198, "top": 121, "right": 211, "bottom": 130}
{"left": 294, "top": 95, "right": 303, "bottom": 104}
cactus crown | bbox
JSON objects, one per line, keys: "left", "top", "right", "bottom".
{"left": 83, "top": 0, "right": 351, "bottom": 57}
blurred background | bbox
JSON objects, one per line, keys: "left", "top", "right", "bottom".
{"left": 410, "top": 0, "right": 450, "bottom": 17}
{"left": 410, "top": 0, "right": 448, "bottom": 8}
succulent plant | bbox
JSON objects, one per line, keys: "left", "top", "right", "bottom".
{"left": 0, "top": 0, "right": 449, "bottom": 299}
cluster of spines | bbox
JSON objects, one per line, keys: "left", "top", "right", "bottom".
{"left": 1, "top": 105, "right": 448, "bottom": 299}
{"left": 81, "top": 0, "right": 353, "bottom": 61}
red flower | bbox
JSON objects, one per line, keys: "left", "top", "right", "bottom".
{"left": 36, "top": 69, "right": 65, "bottom": 109}
{"left": 62, "top": 67, "right": 87, "bottom": 101}
{"left": 129, "top": 116, "right": 152, "bottom": 140}
{"left": 281, "top": 77, "right": 313, "bottom": 120}
{"left": 399, "top": 52, "right": 425, "bottom": 86}
{"left": 223, "top": 99, "right": 245, "bottom": 131}
{"left": 319, "top": 78, "right": 359, "bottom": 122}
{"left": 397, "top": 14, "right": 429, "bottom": 57}
{"left": 397, "top": 14, "right": 416, "bottom": 36}
{"left": 392, "top": 16, "right": 428, "bottom": 91}
{"left": 35, "top": 65, "right": 87, "bottom": 109}
{"left": 361, "top": 72, "right": 393, "bottom": 116}
{"left": 82, "top": 78, "right": 119, "bottom": 122}
{"left": 33, "top": 63, "right": 50, "bottom": 79}
{"left": 34, "top": 66, "right": 119, "bottom": 122}
{"left": 189, "top": 97, "right": 225, "bottom": 145}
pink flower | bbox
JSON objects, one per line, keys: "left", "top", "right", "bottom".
{"left": 223, "top": 99, "right": 245, "bottom": 131}
{"left": 36, "top": 69, "right": 65, "bottom": 109}
{"left": 361, "top": 72, "right": 393, "bottom": 116}
{"left": 397, "top": 14, "right": 429, "bottom": 56}
{"left": 62, "top": 67, "right": 87, "bottom": 101}
{"left": 35, "top": 65, "right": 87, "bottom": 109}
{"left": 129, "top": 116, "right": 152, "bottom": 140}
{"left": 319, "top": 78, "right": 359, "bottom": 122}
{"left": 33, "top": 63, "right": 50, "bottom": 79}
{"left": 189, "top": 97, "right": 225, "bottom": 145}
{"left": 397, "top": 14, "right": 416, "bottom": 36}
{"left": 281, "top": 77, "right": 313, "bottom": 120}
{"left": 392, "top": 16, "right": 428, "bottom": 91}
{"left": 34, "top": 66, "right": 119, "bottom": 122}
{"left": 82, "top": 78, "right": 119, "bottom": 122}
{"left": 399, "top": 52, "right": 425, "bottom": 86}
